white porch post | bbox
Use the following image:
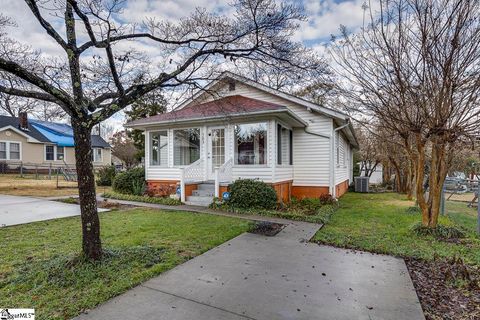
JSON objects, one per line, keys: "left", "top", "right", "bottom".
{"left": 214, "top": 168, "right": 220, "bottom": 198}
{"left": 180, "top": 168, "right": 186, "bottom": 202}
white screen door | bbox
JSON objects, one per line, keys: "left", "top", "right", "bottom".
{"left": 208, "top": 127, "right": 225, "bottom": 180}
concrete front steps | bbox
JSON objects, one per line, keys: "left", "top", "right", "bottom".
{"left": 184, "top": 183, "right": 215, "bottom": 207}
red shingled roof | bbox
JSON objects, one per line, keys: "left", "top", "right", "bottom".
{"left": 128, "top": 95, "right": 286, "bottom": 125}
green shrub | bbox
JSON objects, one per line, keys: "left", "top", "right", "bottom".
{"left": 228, "top": 179, "right": 277, "bottom": 210}
{"left": 96, "top": 165, "right": 117, "bottom": 186}
{"left": 102, "top": 191, "right": 181, "bottom": 206}
{"left": 411, "top": 222, "right": 466, "bottom": 239}
{"left": 112, "top": 167, "right": 145, "bottom": 195}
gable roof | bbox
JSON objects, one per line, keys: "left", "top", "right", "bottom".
{"left": 0, "top": 115, "right": 49, "bottom": 143}
{"left": 127, "top": 95, "right": 294, "bottom": 126}
{"left": 177, "top": 71, "right": 349, "bottom": 121}
{"left": 175, "top": 72, "right": 358, "bottom": 148}
{"left": 0, "top": 115, "right": 110, "bottom": 148}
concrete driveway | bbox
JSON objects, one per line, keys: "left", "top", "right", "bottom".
{"left": 75, "top": 221, "right": 425, "bottom": 320}
{"left": 0, "top": 194, "right": 106, "bottom": 227}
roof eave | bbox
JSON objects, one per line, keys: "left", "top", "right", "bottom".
{"left": 125, "top": 109, "right": 307, "bottom": 130}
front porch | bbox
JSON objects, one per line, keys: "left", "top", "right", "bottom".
{"left": 146, "top": 117, "right": 300, "bottom": 205}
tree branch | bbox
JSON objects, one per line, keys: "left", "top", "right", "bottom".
{"left": 24, "top": 0, "right": 69, "bottom": 51}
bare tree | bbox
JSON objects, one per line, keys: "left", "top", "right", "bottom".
{"left": 333, "top": 0, "right": 480, "bottom": 228}
{"left": 0, "top": 0, "right": 315, "bottom": 259}
{"left": 110, "top": 130, "right": 138, "bottom": 169}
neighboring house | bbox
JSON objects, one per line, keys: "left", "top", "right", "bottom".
{"left": 0, "top": 113, "right": 111, "bottom": 168}
{"left": 359, "top": 163, "right": 383, "bottom": 184}
{"left": 126, "top": 72, "right": 358, "bottom": 205}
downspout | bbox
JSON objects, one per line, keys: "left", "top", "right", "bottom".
{"left": 331, "top": 120, "right": 350, "bottom": 198}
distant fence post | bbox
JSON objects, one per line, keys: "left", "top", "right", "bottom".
{"left": 48, "top": 163, "right": 52, "bottom": 180}
{"left": 35, "top": 165, "right": 38, "bottom": 179}
{"left": 56, "top": 168, "right": 59, "bottom": 189}
{"left": 20, "top": 161, "right": 23, "bottom": 178}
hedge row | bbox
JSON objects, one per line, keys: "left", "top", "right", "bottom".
{"left": 102, "top": 191, "right": 181, "bottom": 206}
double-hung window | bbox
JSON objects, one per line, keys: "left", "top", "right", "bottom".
{"left": 0, "top": 142, "right": 21, "bottom": 160}
{"left": 92, "top": 148, "right": 102, "bottom": 162}
{"left": 56, "top": 146, "right": 65, "bottom": 160}
{"left": 276, "top": 124, "right": 292, "bottom": 165}
{"left": 45, "top": 145, "right": 55, "bottom": 161}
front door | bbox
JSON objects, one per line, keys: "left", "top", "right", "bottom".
{"left": 207, "top": 127, "right": 226, "bottom": 180}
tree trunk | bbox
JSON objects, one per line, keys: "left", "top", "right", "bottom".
{"left": 72, "top": 120, "right": 102, "bottom": 260}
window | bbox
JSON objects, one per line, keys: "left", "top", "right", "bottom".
{"left": 0, "top": 142, "right": 6, "bottom": 160}
{"left": 150, "top": 131, "right": 168, "bottom": 166}
{"left": 234, "top": 122, "right": 267, "bottom": 165}
{"left": 45, "top": 145, "right": 55, "bottom": 161}
{"left": 0, "top": 142, "right": 21, "bottom": 160}
{"left": 56, "top": 146, "right": 64, "bottom": 160}
{"left": 277, "top": 124, "right": 292, "bottom": 165}
{"left": 9, "top": 143, "right": 20, "bottom": 160}
{"left": 289, "top": 130, "right": 293, "bottom": 165}
{"left": 335, "top": 132, "right": 340, "bottom": 166}
{"left": 277, "top": 124, "right": 282, "bottom": 165}
{"left": 174, "top": 128, "right": 200, "bottom": 166}
{"left": 93, "top": 148, "right": 102, "bottom": 162}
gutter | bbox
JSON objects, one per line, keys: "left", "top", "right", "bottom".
{"left": 330, "top": 120, "right": 350, "bottom": 198}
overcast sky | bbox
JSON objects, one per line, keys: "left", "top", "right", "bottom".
{"left": 1, "top": 0, "right": 372, "bottom": 131}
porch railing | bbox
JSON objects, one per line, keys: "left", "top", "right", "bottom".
{"left": 180, "top": 159, "right": 205, "bottom": 202}
{"left": 214, "top": 158, "right": 233, "bottom": 198}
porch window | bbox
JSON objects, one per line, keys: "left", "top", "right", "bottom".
{"left": 173, "top": 128, "right": 200, "bottom": 166}
{"left": 150, "top": 131, "right": 168, "bottom": 166}
{"left": 277, "top": 124, "right": 292, "bottom": 165}
{"left": 234, "top": 122, "right": 267, "bottom": 165}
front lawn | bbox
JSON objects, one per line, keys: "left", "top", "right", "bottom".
{"left": 0, "top": 208, "right": 251, "bottom": 320}
{"left": 313, "top": 192, "right": 480, "bottom": 320}
{"left": 313, "top": 192, "right": 480, "bottom": 265}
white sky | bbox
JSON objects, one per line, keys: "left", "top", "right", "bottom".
{"left": 1, "top": 0, "right": 374, "bottom": 131}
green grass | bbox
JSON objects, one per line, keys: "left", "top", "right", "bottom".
{"left": 313, "top": 192, "right": 480, "bottom": 265}
{"left": 0, "top": 208, "right": 251, "bottom": 320}
{"left": 102, "top": 191, "right": 182, "bottom": 206}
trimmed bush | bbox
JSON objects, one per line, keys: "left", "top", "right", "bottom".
{"left": 96, "top": 165, "right": 116, "bottom": 186}
{"left": 228, "top": 179, "right": 277, "bottom": 210}
{"left": 112, "top": 167, "right": 145, "bottom": 195}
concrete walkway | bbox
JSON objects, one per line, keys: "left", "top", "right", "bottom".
{"left": 74, "top": 212, "right": 425, "bottom": 320}
{"left": 0, "top": 194, "right": 108, "bottom": 227}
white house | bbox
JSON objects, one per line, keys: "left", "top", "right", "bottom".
{"left": 126, "top": 72, "right": 358, "bottom": 206}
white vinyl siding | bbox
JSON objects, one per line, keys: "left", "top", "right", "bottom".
{"left": 143, "top": 82, "right": 354, "bottom": 189}
{"left": 184, "top": 82, "right": 333, "bottom": 186}
{"left": 335, "top": 132, "right": 350, "bottom": 185}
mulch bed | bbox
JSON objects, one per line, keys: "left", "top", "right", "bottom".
{"left": 405, "top": 257, "right": 480, "bottom": 320}
{"left": 249, "top": 221, "right": 284, "bottom": 236}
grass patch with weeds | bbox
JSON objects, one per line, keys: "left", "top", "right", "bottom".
{"left": 313, "top": 192, "right": 480, "bottom": 265}
{"left": 0, "top": 208, "right": 250, "bottom": 319}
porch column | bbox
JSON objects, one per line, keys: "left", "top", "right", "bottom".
{"left": 180, "top": 168, "right": 186, "bottom": 202}
{"left": 214, "top": 168, "right": 220, "bottom": 198}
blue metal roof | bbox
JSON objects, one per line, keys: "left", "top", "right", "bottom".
{"left": 30, "top": 120, "right": 75, "bottom": 147}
